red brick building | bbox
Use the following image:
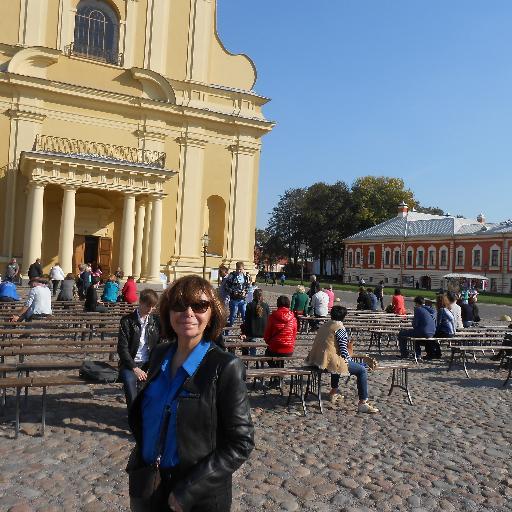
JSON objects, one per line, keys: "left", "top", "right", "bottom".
{"left": 344, "top": 202, "right": 512, "bottom": 293}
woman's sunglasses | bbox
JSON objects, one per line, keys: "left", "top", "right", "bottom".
{"left": 171, "top": 300, "right": 211, "bottom": 313}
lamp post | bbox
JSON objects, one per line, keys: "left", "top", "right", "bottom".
{"left": 300, "top": 243, "right": 307, "bottom": 285}
{"left": 201, "top": 233, "right": 210, "bottom": 280}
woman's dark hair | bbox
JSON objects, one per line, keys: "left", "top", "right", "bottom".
{"left": 159, "top": 275, "right": 227, "bottom": 340}
{"left": 331, "top": 305, "right": 347, "bottom": 321}
{"left": 314, "top": 282, "right": 321, "bottom": 293}
{"left": 394, "top": 288, "right": 401, "bottom": 295}
{"left": 253, "top": 288, "right": 264, "bottom": 317}
{"left": 276, "top": 295, "right": 290, "bottom": 308}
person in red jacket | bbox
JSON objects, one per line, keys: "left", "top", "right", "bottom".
{"left": 391, "top": 288, "right": 407, "bottom": 316}
{"left": 122, "top": 276, "right": 138, "bottom": 304}
{"left": 263, "top": 295, "right": 297, "bottom": 364}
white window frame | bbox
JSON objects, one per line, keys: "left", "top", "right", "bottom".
{"left": 427, "top": 246, "right": 436, "bottom": 268}
{"left": 455, "top": 246, "right": 465, "bottom": 268}
{"left": 472, "top": 245, "right": 482, "bottom": 269}
{"left": 393, "top": 248, "right": 401, "bottom": 267}
{"left": 416, "top": 246, "right": 425, "bottom": 267}
{"left": 355, "top": 248, "right": 362, "bottom": 267}
{"left": 368, "top": 247, "right": 376, "bottom": 267}
{"left": 384, "top": 247, "right": 391, "bottom": 266}
{"left": 347, "top": 249, "right": 354, "bottom": 268}
{"left": 439, "top": 246, "right": 448, "bottom": 269}
{"left": 406, "top": 247, "right": 414, "bottom": 268}
{"left": 489, "top": 244, "right": 501, "bottom": 269}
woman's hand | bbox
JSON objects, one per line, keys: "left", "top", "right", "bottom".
{"left": 168, "top": 493, "right": 183, "bottom": 512}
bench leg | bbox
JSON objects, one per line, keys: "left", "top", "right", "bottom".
{"left": 462, "top": 352, "right": 470, "bottom": 378}
{"left": 41, "top": 386, "right": 46, "bottom": 436}
{"left": 367, "top": 333, "right": 374, "bottom": 353}
{"left": 287, "top": 375, "right": 307, "bottom": 416}
{"left": 388, "top": 368, "right": 413, "bottom": 405}
{"left": 503, "top": 364, "right": 511, "bottom": 387}
{"left": 304, "top": 371, "right": 323, "bottom": 414}
{"left": 15, "top": 386, "right": 21, "bottom": 439}
{"left": 447, "top": 349, "right": 456, "bottom": 372}
{"left": 377, "top": 334, "right": 382, "bottom": 355}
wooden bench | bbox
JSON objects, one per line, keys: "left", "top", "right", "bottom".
{"left": 447, "top": 345, "right": 512, "bottom": 378}
{"left": 245, "top": 367, "right": 313, "bottom": 416}
{"left": 304, "top": 358, "right": 415, "bottom": 413}
{"left": 0, "top": 374, "right": 116, "bottom": 438}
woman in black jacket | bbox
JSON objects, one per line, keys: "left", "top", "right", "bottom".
{"left": 128, "top": 275, "right": 254, "bottom": 512}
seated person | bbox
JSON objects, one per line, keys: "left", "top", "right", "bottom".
{"left": 121, "top": 276, "right": 138, "bottom": 304}
{"left": 57, "top": 273, "right": 78, "bottom": 301}
{"left": 356, "top": 287, "right": 372, "bottom": 310}
{"left": 447, "top": 291, "right": 463, "bottom": 330}
{"left": 431, "top": 294, "right": 455, "bottom": 359}
{"left": 263, "top": 295, "right": 297, "bottom": 365}
{"left": 391, "top": 289, "right": 407, "bottom": 315}
{"left": 102, "top": 275, "right": 120, "bottom": 303}
{"left": 0, "top": 280, "right": 20, "bottom": 302}
{"left": 309, "top": 283, "right": 329, "bottom": 330}
{"left": 84, "top": 277, "right": 107, "bottom": 313}
{"left": 10, "top": 278, "right": 52, "bottom": 322}
{"left": 241, "top": 289, "right": 270, "bottom": 356}
{"left": 367, "top": 288, "right": 379, "bottom": 311}
{"left": 291, "top": 285, "right": 309, "bottom": 316}
{"left": 305, "top": 305, "right": 378, "bottom": 413}
{"left": 397, "top": 296, "right": 436, "bottom": 359}
{"left": 460, "top": 299, "right": 474, "bottom": 328}
{"left": 117, "top": 289, "right": 161, "bottom": 409}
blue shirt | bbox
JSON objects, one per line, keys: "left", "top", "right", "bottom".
{"left": 141, "top": 339, "right": 211, "bottom": 468}
{"left": 412, "top": 306, "right": 437, "bottom": 337}
{"left": 0, "top": 281, "right": 19, "bottom": 300}
{"left": 102, "top": 281, "right": 119, "bottom": 302}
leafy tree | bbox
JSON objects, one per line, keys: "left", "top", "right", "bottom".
{"left": 350, "top": 176, "right": 416, "bottom": 231}
{"left": 416, "top": 205, "right": 445, "bottom": 215}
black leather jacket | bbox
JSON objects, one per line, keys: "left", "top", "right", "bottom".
{"left": 128, "top": 342, "right": 254, "bottom": 511}
{"left": 117, "top": 311, "right": 161, "bottom": 369}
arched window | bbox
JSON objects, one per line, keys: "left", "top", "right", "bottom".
{"left": 74, "top": 1, "right": 120, "bottom": 64}
{"left": 384, "top": 248, "right": 391, "bottom": 266}
{"left": 406, "top": 247, "right": 414, "bottom": 267}
{"left": 204, "top": 195, "right": 226, "bottom": 256}
{"left": 347, "top": 250, "right": 353, "bottom": 268}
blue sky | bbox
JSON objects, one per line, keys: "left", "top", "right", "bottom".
{"left": 217, "top": 1, "right": 512, "bottom": 228}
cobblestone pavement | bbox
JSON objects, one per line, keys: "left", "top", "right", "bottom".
{"left": 1, "top": 289, "right": 511, "bottom": 511}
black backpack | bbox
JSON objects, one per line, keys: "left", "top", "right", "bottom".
{"left": 79, "top": 361, "right": 119, "bottom": 384}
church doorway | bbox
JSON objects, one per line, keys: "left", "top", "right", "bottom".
{"left": 73, "top": 235, "right": 112, "bottom": 276}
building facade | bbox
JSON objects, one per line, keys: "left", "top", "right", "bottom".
{"left": 344, "top": 203, "right": 512, "bottom": 294}
{"left": 0, "top": 0, "right": 273, "bottom": 281}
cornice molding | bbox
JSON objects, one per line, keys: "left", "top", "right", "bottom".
{"left": 6, "top": 108, "right": 46, "bottom": 123}
{"left": 0, "top": 74, "right": 274, "bottom": 133}
{"left": 175, "top": 136, "right": 208, "bottom": 149}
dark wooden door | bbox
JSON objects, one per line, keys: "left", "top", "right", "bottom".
{"left": 73, "top": 235, "right": 86, "bottom": 275}
{"left": 98, "top": 237, "right": 112, "bottom": 276}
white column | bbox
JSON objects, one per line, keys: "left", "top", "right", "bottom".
{"left": 141, "top": 199, "right": 152, "bottom": 279}
{"left": 118, "top": 194, "right": 136, "bottom": 277}
{"left": 147, "top": 195, "right": 163, "bottom": 283}
{"left": 133, "top": 200, "right": 146, "bottom": 280}
{"left": 22, "top": 182, "right": 45, "bottom": 276}
{"left": 58, "top": 186, "right": 76, "bottom": 275}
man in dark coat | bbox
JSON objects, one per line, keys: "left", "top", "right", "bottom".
{"left": 28, "top": 258, "right": 43, "bottom": 279}
{"left": 117, "top": 289, "right": 161, "bottom": 409}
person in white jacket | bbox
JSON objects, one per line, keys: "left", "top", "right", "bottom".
{"left": 447, "top": 291, "right": 463, "bottom": 330}
{"left": 50, "top": 263, "right": 66, "bottom": 296}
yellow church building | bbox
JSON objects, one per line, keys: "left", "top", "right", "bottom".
{"left": 0, "top": 0, "right": 273, "bottom": 282}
